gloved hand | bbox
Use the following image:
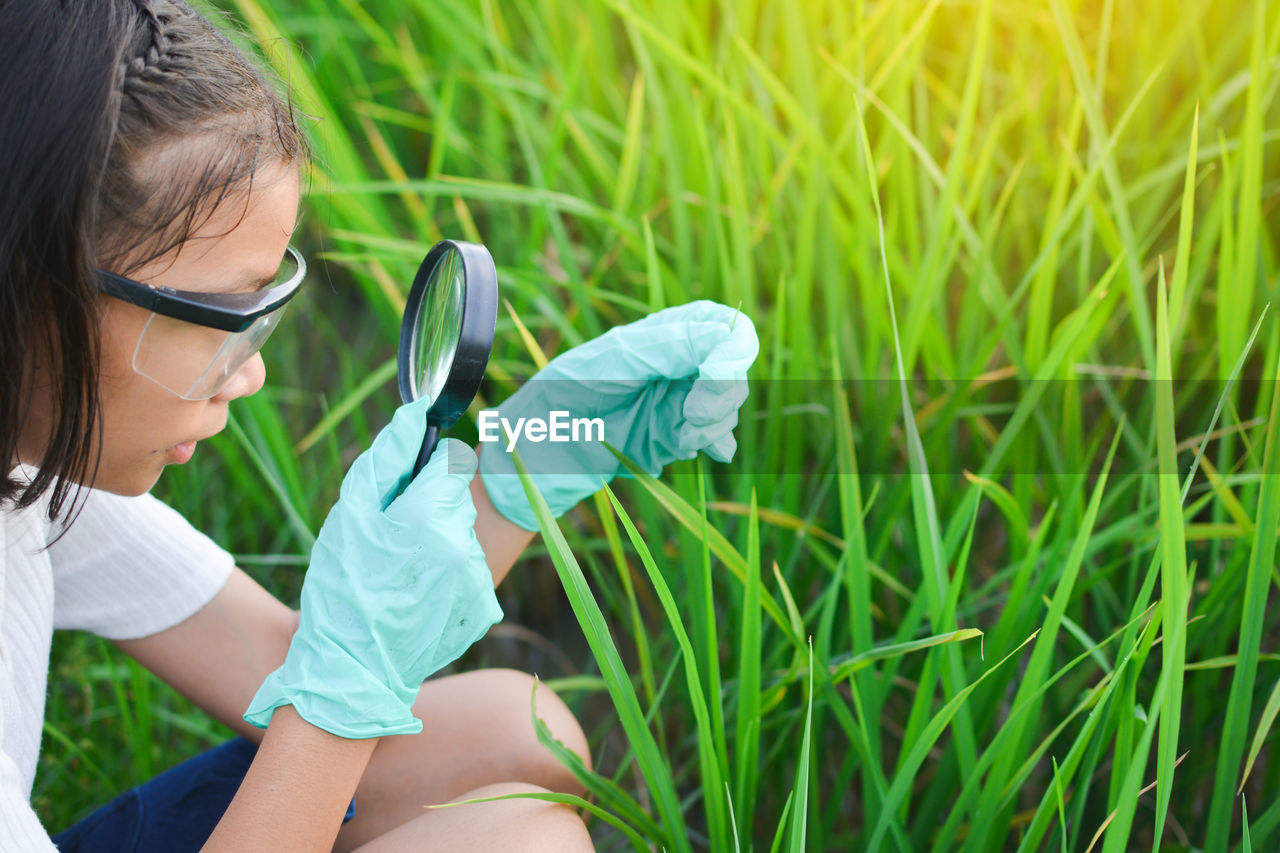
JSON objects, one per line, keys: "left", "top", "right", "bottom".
{"left": 244, "top": 399, "right": 502, "bottom": 738}
{"left": 479, "top": 299, "right": 759, "bottom": 531}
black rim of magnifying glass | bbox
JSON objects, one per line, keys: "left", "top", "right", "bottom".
{"left": 398, "top": 240, "right": 497, "bottom": 475}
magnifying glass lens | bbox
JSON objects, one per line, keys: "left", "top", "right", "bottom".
{"left": 398, "top": 239, "right": 497, "bottom": 478}
{"left": 412, "top": 248, "right": 465, "bottom": 405}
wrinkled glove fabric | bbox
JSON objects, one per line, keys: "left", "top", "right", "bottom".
{"left": 245, "top": 400, "right": 502, "bottom": 738}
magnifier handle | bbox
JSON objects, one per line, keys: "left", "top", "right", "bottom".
{"left": 412, "top": 423, "right": 442, "bottom": 478}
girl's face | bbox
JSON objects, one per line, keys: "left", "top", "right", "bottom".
{"left": 23, "top": 159, "right": 301, "bottom": 496}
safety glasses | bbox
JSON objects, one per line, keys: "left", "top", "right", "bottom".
{"left": 96, "top": 246, "right": 306, "bottom": 400}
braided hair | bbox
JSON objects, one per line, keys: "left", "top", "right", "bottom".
{"left": 123, "top": 0, "right": 170, "bottom": 80}
{"left": 0, "top": 0, "right": 307, "bottom": 517}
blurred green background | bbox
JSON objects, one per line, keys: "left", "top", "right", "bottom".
{"left": 38, "top": 0, "right": 1280, "bottom": 850}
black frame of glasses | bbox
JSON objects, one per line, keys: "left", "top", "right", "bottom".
{"left": 95, "top": 245, "right": 306, "bottom": 333}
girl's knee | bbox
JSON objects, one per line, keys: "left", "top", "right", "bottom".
{"left": 406, "top": 668, "right": 592, "bottom": 796}
{"left": 351, "top": 782, "right": 594, "bottom": 853}
{"left": 450, "top": 782, "right": 594, "bottom": 852}
{"left": 481, "top": 668, "right": 592, "bottom": 772}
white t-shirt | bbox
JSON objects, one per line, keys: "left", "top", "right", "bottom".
{"left": 1, "top": 471, "right": 234, "bottom": 850}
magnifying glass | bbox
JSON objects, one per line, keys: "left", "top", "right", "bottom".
{"left": 398, "top": 240, "right": 498, "bottom": 477}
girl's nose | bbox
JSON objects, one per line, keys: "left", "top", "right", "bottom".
{"left": 212, "top": 351, "right": 267, "bottom": 402}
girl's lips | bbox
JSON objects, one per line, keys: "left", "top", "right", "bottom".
{"left": 167, "top": 440, "right": 197, "bottom": 464}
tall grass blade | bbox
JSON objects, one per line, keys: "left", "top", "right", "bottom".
{"left": 529, "top": 679, "right": 663, "bottom": 841}
{"left": 1206, "top": 342, "right": 1280, "bottom": 850}
{"left": 510, "top": 449, "right": 690, "bottom": 852}
{"left": 1238, "top": 676, "right": 1280, "bottom": 794}
{"left": 868, "top": 632, "right": 1039, "bottom": 850}
{"left": 734, "top": 489, "right": 763, "bottom": 842}
{"left": 1152, "top": 266, "right": 1191, "bottom": 845}
{"left": 786, "top": 641, "right": 815, "bottom": 853}
{"left": 601, "top": 482, "right": 729, "bottom": 849}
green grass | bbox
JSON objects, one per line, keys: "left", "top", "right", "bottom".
{"left": 36, "top": 0, "right": 1280, "bottom": 849}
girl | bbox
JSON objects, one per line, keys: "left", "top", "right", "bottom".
{"left": 1, "top": 1, "right": 757, "bottom": 850}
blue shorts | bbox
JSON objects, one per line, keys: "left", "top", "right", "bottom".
{"left": 51, "top": 736, "right": 356, "bottom": 852}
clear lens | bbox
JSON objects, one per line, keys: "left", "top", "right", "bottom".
{"left": 266, "top": 247, "right": 302, "bottom": 289}
{"left": 133, "top": 304, "right": 288, "bottom": 400}
{"left": 127, "top": 249, "right": 301, "bottom": 400}
{"left": 411, "top": 248, "right": 465, "bottom": 405}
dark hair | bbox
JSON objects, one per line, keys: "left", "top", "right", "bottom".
{"left": 0, "top": 0, "right": 306, "bottom": 517}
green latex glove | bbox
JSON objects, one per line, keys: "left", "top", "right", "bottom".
{"left": 479, "top": 299, "right": 759, "bottom": 531}
{"left": 244, "top": 401, "right": 502, "bottom": 738}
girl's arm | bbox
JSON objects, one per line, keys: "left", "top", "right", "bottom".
{"left": 470, "top": 443, "right": 537, "bottom": 588}
{"left": 114, "top": 567, "right": 296, "bottom": 743}
{"left": 200, "top": 705, "right": 377, "bottom": 852}
{"left": 119, "top": 450, "right": 533, "bottom": 745}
